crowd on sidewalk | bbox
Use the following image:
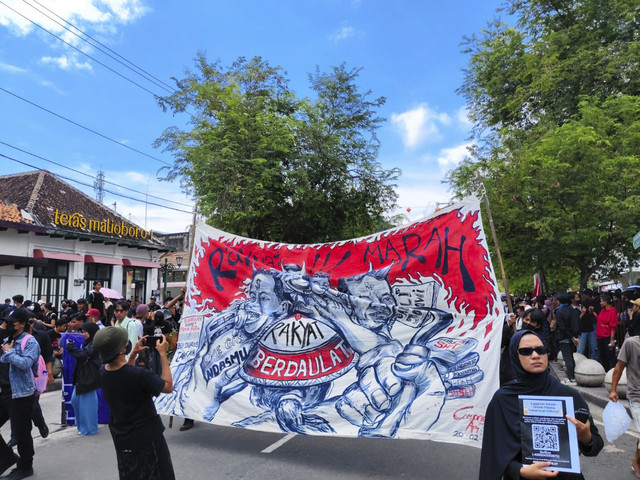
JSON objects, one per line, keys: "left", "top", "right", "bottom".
{"left": 0, "top": 286, "right": 191, "bottom": 480}
{"left": 496, "top": 287, "right": 640, "bottom": 479}
{"left": 500, "top": 288, "right": 640, "bottom": 386}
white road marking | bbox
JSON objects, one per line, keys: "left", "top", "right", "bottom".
{"left": 261, "top": 433, "right": 296, "bottom": 453}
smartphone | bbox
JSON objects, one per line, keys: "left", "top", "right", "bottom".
{"left": 146, "top": 336, "right": 162, "bottom": 350}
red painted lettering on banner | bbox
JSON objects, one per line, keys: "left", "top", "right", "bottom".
{"left": 192, "top": 208, "right": 496, "bottom": 329}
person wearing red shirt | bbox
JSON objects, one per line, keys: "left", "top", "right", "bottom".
{"left": 596, "top": 293, "right": 618, "bottom": 371}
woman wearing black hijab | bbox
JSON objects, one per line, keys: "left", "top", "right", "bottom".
{"left": 479, "top": 330, "right": 603, "bottom": 479}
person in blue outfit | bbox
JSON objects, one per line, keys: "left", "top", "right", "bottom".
{"left": 479, "top": 330, "right": 603, "bottom": 479}
{"left": 66, "top": 322, "right": 101, "bottom": 435}
{"left": 0, "top": 308, "right": 40, "bottom": 480}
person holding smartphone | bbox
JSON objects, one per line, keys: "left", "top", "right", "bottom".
{"left": 93, "top": 327, "right": 175, "bottom": 480}
{"left": 480, "top": 330, "right": 603, "bottom": 479}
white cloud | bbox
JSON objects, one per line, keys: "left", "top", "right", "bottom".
{"left": 0, "top": 61, "right": 27, "bottom": 74}
{"left": 392, "top": 182, "right": 453, "bottom": 223}
{"left": 125, "top": 171, "right": 149, "bottom": 184}
{"left": 456, "top": 106, "right": 473, "bottom": 127}
{"left": 391, "top": 103, "right": 451, "bottom": 148}
{"left": 41, "top": 54, "right": 93, "bottom": 71}
{"left": 436, "top": 142, "right": 472, "bottom": 168}
{"left": 0, "top": 1, "right": 149, "bottom": 69}
{"left": 329, "top": 23, "right": 361, "bottom": 43}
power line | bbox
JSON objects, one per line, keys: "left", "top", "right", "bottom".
{"left": 0, "top": 0, "right": 163, "bottom": 99}
{"left": 0, "top": 140, "right": 193, "bottom": 208}
{"left": 0, "top": 87, "right": 172, "bottom": 166}
{"left": 21, "top": 0, "right": 175, "bottom": 95}
{"left": 0, "top": 153, "right": 194, "bottom": 215}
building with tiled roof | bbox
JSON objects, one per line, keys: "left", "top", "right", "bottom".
{"left": 0, "top": 170, "right": 174, "bottom": 307}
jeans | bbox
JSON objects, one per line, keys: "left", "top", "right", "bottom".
{"left": 9, "top": 394, "right": 35, "bottom": 469}
{"left": 559, "top": 342, "right": 576, "bottom": 380}
{"left": 578, "top": 331, "right": 598, "bottom": 361}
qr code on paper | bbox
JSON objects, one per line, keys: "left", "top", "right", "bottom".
{"left": 532, "top": 424, "right": 559, "bottom": 451}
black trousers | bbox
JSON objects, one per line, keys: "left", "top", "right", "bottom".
{"left": 115, "top": 435, "right": 175, "bottom": 480}
{"left": 559, "top": 342, "right": 575, "bottom": 379}
{"left": 0, "top": 388, "right": 14, "bottom": 464}
{"left": 31, "top": 396, "right": 45, "bottom": 429}
{"left": 9, "top": 394, "right": 35, "bottom": 469}
{"left": 597, "top": 337, "right": 615, "bottom": 371}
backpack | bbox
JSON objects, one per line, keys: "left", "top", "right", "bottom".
{"left": 20, "top": 334, "right": 48, "bottom": 395}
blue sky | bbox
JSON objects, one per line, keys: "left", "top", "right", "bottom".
{"left": 0, "top": 0, "right": 504, "bottom": 233}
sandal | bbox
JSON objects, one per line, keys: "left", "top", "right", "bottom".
{"left": 632, "top": 465, "right": 640, "bottom": 478}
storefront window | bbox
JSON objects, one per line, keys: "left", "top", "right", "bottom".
{"left": 123, "top": 267, "right": 147, "bottom": 303}
{"left": 32, "top": 260, "right": 68, "bottom": 309}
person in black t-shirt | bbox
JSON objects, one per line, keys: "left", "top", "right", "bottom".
{"left": 88, "top": 282, "right": 105, "bottom": 320}
{"left": 93, "top": 327, "right": 174, "bottom": 480}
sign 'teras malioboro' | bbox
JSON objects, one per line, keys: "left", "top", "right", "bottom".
{"left": 156, "top": 197, "right": 502, "bottom": 447}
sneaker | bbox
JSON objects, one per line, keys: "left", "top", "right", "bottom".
{"left": 6, "top": 466, "right": 34, "bottom": 480}
{"left": 6, "top": 438, "right": 16, "bottom": 448}
{"left": 562, "top": 378, "right": 577, "bottom": 385}
{"left": 0, "top": 453, "right": 18, "bottom": 476}
{"left": 38, "top": 423, "right": 49, "bottom": 439}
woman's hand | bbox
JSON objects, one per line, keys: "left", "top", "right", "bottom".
{"left": 520, "top": 462, "right": 559, "bottom": 479}
{"left": 1, "top": 340, "right": 13, "bottom": 353}
{"left": 567, "top": 415, "right": 592, "bottom": 444}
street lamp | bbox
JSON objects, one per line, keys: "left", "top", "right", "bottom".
{"left": 176, "top": 256, "right": 183, "bottom": 268}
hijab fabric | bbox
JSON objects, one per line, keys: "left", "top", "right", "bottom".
{"left": 479, "top": 330, "right": 588, "bottom": 480}
{"left": 81, "top": 322, "right": 100, "bottom": 342}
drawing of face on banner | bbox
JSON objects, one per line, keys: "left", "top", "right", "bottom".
{"left": 157, "top": 197, "right": 503, "bottom": 447}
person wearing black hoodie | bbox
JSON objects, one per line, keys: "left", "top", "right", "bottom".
{"left": 66, "top": 322, "right": 101, "bottom": 435}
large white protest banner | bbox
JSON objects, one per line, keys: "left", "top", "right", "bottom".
{"left": 156, "top": 197, "right": 502, "bottom": 447}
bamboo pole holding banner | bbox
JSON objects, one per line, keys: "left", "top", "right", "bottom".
{"left": 476, "top": 170, "right": 513, "bottom": 314}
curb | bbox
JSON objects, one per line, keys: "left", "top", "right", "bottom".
{"left": 550, "top": 362, "right": 632, "bottom": 416}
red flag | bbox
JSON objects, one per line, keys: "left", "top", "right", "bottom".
{"left": 533, "top": 273, "right": 542, "bottom": 297}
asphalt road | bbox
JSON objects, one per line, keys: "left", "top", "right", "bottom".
{"left": 1, "top": 387, "right": 638, "bottom": 479}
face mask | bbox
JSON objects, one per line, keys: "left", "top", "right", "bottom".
{"left": 521, "top": 322, "right": 537, "bottom": 331}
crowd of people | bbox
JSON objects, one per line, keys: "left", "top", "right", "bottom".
{"left": 0, "top": 286, "right": 187, "bottom": 480}
{"left": 500, "top": 288, "right": 640, "bottom": 386}
{"left": 491, "top": 286, "right": 640, "bottom": 479}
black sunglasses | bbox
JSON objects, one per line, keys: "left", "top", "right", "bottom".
{"left": 518, "top": 346, "right": 549, "bottom": 356}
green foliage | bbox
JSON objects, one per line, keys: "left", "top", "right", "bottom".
{"left": 155, "top": 54, "right": 398, "bottom": 243}
{"left": 453, "top": 0, "right": 640, "bottom": 292}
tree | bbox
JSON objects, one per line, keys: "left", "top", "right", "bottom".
{"left": 451, "top": 0, "right": 640, "bottom": 291}
{"left": 155, "top": 54, "right": 398, "bottom": 243}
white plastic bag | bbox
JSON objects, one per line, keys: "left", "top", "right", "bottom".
{"left": 602, "top": 400, "right": 632, "bottom": 443}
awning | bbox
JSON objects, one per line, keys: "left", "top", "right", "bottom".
{"left": 122, "top": 259, "right": 161, "bottom": 269}
{"left": 0, "top": 254, "right": 48, "bottom": 268}
{"left": 84, "top": 255, "right": 122, "bottom": 266}
{"left": 33, "top": 249, "right": 83, "bottom": 262}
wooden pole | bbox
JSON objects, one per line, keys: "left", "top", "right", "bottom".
{"left": 476, "top": 170, "right": 513, "bottom": 314}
